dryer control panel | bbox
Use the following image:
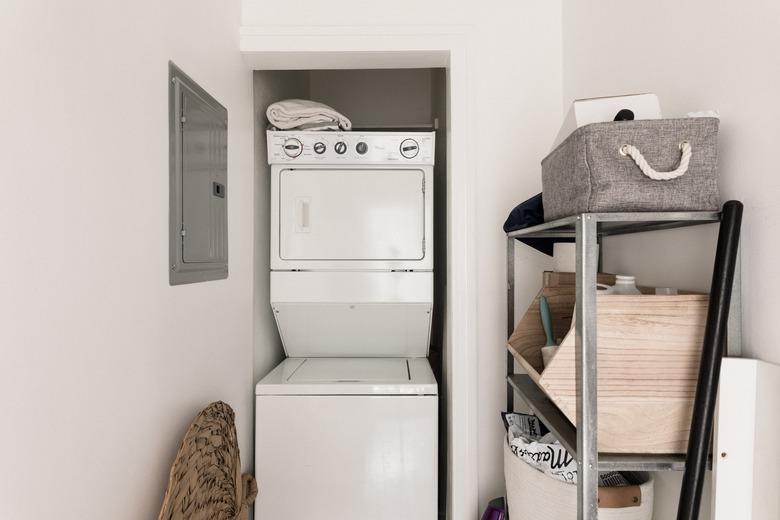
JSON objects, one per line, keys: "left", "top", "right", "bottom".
{"left": 267, "top": 130, "right": 435, "bottom": 165}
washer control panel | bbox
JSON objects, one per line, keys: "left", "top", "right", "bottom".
{"left": 267, "top": 131, "right": 435, "bottom": 165}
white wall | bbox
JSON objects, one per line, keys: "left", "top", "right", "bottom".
{"left": 241, "top": 2, "right": 564, "bottom": 514}
{"left": 0, "top": 2, "right": 254, "bottom": 518}
{"left": 562, "top": 0, "right": 780, "bottom": 516}
{"left": 470, "top": 10, "right": 564, "bottom": 508}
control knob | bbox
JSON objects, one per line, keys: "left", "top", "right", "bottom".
{"left": 334, "top": 141, "right": 347, "bottom": 155}
{"left": 313, "top": 142, "right": 326, "bottom": 154}
{"left": 282, "top": 138, "right": 302, "bottom": 158}
{"left": 399, "top": 138, "right": 419, "bottom": 159}
{"left": 356, "top": 142, "right": 368, "bottom": 155}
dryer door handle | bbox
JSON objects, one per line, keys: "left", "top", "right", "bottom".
{"left": 296, "top": 197, "right": 311, "bottom": 233}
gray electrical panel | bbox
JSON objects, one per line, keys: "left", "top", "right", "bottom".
{"left": 169, "top": 62, "right": 228, "bottom": 285}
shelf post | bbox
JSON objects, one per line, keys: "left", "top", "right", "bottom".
{"left": 506, "top": 236, "right": 516, "bottom": 411}
{"left": 575, "top": 214, "right": 599, "bottom": 520}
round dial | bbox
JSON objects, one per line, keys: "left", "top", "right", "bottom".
{"left": 313, "top": 142, "right": 326, "bottom": 154}
{"left": 356, "top": 142, "right": 368, "bottom": 155}
{"left": 334, "top": 141, "right": 347, "bottom": 155}
{"left": 399, "top": 138, "right": 419, "bottom": 159}
{"left": 283, "top": 138, "right": 302, "bottom": 158}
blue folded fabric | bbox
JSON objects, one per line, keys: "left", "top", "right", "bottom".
{"left": 503, "top": 193, "right": 573, "bottom": 256}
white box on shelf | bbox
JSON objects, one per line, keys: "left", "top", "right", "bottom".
{"left": 551, "top": 93, "right": 662, "bottom": 151}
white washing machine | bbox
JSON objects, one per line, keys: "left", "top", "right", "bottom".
{"left": 256, "top": 130, "right": 438, "bottom": 520}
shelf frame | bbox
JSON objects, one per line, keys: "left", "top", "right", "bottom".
{"left": 506, "top": 211, "right": 721, "bottom": 240}
{"left": 505, "top": 210, "right": 736, "bottom": 520}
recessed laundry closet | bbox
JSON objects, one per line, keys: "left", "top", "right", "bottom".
{"left": 252, "top": 68, "right": 449, "bottom": 520}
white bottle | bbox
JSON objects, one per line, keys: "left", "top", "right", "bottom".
{"left": 612, "top": 275, "right": 641, "bottom": 295}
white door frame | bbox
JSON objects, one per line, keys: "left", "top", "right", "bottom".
{"left": 240, "top": 25, "right": 479, "bottom": 520}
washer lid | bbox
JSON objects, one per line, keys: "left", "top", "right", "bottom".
{"left": 290, "top": 358, "right": 408, "bottom": 382}
{"left": 256, "top": 357, "right": 438, "bottom": 396}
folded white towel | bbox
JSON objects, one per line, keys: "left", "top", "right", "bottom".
{"left": 266, "top": 99, "right": 352, "bottom": 131}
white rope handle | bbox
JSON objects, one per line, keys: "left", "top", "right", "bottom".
{"left": 619, "top": 141, "right": 692, "bottom": 180}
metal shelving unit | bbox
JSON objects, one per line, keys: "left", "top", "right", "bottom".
{"left": 505, "top": 211, "right": 741, "bottom": 520}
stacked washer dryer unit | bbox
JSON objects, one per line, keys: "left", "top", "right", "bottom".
{"left": 256, "top": 130, "right": 438, "bottom": 520}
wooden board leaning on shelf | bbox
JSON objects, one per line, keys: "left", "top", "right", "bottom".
{"left": 508, "top": 271, "right": 708, "bottom": 454}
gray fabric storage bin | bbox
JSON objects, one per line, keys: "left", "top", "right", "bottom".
{"left": 542, "top": 118, "right": 720, "bottom": 220}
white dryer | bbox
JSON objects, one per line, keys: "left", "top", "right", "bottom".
{"left": 256, "top": 130, "right": 438, "bottom": 520}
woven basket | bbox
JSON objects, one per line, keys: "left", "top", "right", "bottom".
{"left": 158, "top": 401, "right": 258, "bottom": 520}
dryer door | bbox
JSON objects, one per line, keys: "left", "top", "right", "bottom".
{"left": 279, "top": 168, "right": 425, "bottom": 261}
